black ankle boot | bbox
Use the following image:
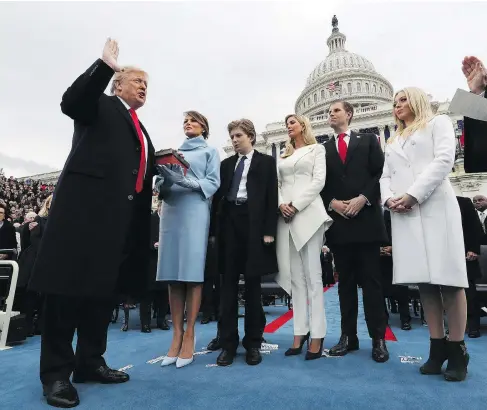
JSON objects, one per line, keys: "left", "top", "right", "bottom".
{"left": 420, "top": 337, "right": 447, "bottom": 375}
{"left": 444, "top": 340, "right": 469, "bottom": 382}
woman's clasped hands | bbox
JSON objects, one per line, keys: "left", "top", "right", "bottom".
{"left": 280, "top": 203, "right": 298, "bottom": 222}
{"left": 386, "top": 193, "right": 418, "bottom": 214}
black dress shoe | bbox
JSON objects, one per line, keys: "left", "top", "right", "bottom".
{"left": 141, "top": 324, "right": 151, "bottom": 333}
{"left": 328, "top": 334, "right": 359, "bottom": 356}
{"left": 372, "top": 339, "right": 389, "bottom": 363}
{"left": 207, "top": 337, "right": 221, "bottom": 351}
{"left": 200, "top": 316, "right": 211, "bottom": 324}
{"left": 468, "top": 329, "right": 480, "bottom": 338}
{"left": 217, "top": 350, "right": 235, "bottom": 366}
{"left": 245, "top": 348, "right": 262, "bottom": 365}
{"left": 157, "top": 319, "right": 170, "bottom": 330}
{"left": 43, "top": 380, "right": 79, "bottom": 408}
{"left": 121, "top": 323, "right": 128, "bottom": 332}
{"left": 72, "top": 365, "right": 130, "bottom": 384}
{"left": 401, "top": 321, "right": 412, "bottom": 331}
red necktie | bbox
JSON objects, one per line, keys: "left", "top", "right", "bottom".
{"left": 129, "top": 108, "right": 146, "bottom": 193}
{"left": 338, "top": 133, "right": 347, "bottom": 163}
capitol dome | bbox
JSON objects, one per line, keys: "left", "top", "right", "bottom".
{"left": 295, "top": 15, "right": 394, "bottom": 118}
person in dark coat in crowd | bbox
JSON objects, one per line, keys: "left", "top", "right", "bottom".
{"left": 15, "top": 196, "right": 52, "bottom": 336}
{"left": 0, "top": 203, "right": 17, "bottom": 261}
{"left": 143, "top": 202, "right": 170, "bottom": 331}
{"left": 380, "top": 208, "right": 411, "bottom": 330}
{"left": 456, "top": 196, "right": 484, "bottom": 338}
{"left": 0, "top": 203, "right": 17, "bottom": 305}
{"left": 201, "top": 233, "right": 220, "bottom": 324}
{"left": 28, "top": 39, "right": 155, "bottom": 408}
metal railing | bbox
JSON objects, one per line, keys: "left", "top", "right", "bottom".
{"left": 0, "top": 249, "right": 19, "bottom": 350}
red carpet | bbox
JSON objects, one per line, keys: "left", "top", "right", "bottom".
{"left": 264, "top": 284, "right": 398, "bottom": 341}
{"left": 385, "top": 326, "right": 397, "bottom": 341}
{"left": 264, "top": 285, "right": 334, "bottom": 333}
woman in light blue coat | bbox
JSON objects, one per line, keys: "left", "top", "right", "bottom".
{"left": 155, "top": 110, "right": 220, "bottom": 368}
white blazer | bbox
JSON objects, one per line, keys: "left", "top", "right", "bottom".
{"left": 380, "top": 115, "right": 468, "bottom": 288}
{"left": 276, "top": 144, "right": 333, "bottom": 294}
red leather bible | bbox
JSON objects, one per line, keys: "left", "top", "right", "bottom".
{"left": 155, "top": 149, "right": 190, "bottom": 175}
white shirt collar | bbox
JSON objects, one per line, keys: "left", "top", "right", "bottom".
{"left": 117, "top": 96, "right": 131, "bottom": 111}
{"left": 333, "top": 129, "right": 351, "bottom": 139}
{"left": 239, "top": 149, "right": 254, "bottom": 160}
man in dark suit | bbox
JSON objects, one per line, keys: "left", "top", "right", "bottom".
{"left": 461, "top": 56, "right": 487, "bottom": 173}
{"left": 209, "top": 119, "right": 278, "bottom": 366}
{"left": 28, "top": 39, "right": 155, "bottom": 408}
{"left": 0, "top": 204, "right": 17, "bottom": 261}
{"left": 139, "top": 202, "right": 169, "bottom": 332}
{"left": 381, "top": 208, "right": 411, "bottom": 330}
{"left": 320, "top": 100, "right": 389, "bottom": 362}
{"left": 457, "top": 196, "right": 484, "bottom": 338}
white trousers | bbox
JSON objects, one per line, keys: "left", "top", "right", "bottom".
{"left": 290, "top": 224, "right": 326, "bottom": 339}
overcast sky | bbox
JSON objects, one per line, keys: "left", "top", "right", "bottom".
{"left": 1, "top": 0, "right": 486, "bottom": 177}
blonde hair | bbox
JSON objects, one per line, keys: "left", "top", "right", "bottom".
{"left": 110, "top": 66, "right": 148, "bottom": 95}
{"left": 282, "top": 114, "right": 317, "bottom": 158}
{"left": 389, "top": 87, "right": 434, "bottom": 143}
{"left": 38, "top": 195, "right": 53, "bottom": 218}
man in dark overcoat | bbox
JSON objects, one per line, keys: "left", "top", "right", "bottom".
{"left": 28, "top": 39, "right": 155, "bottom": 408}
{"left": 209, "top": 119, "right": 278, "bottom": 366}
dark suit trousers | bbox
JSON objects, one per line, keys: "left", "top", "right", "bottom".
{"left": 40, "top": 191, "right": 145, "bottom": 384}
{"left": 332, "top": 243, "right": 387, "bottom": 339}
{"left": 220, "top": 203, "right": 264, "bottom": 352}
{"left": 40, "top": 294, "right": 114, "bottom": 384}
{"left": 466, "top": 278, "right": 480, "bottom": 331}
{"left": 202, "top": 275, "right": 220, "bottom": 318}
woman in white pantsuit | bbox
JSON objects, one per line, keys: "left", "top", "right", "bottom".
{"left": 380, "top": 87, "right": 469, "bottom": 382}
{"left": 276, "top": 114, "right": 333, "bottom": 360}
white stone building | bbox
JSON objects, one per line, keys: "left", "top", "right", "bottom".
{"left": 222, "top": 15, "right": 487, "bottom": 198}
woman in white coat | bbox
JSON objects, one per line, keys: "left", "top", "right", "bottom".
{"left": 276, "top": 114, "right": 333, "bottom": 360}
{"left": 380, "top": 87, "right": 469, "bottom": 382}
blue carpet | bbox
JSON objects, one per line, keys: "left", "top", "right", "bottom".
{"left": 1, "top": 286, "right": 485, "bottom": 410}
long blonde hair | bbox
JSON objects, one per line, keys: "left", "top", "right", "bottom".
{"left": 389, "top": 87, "right": 435, "bottom": 143}
{"left": 38, "top": 194, "right": 53, "bottom": 217}
{"left": 281, "top": 114, "right": 317, "bottom": 158}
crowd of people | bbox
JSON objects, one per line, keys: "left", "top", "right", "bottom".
{"left": 0, "top": 171, "right": 55, "bottom": 224}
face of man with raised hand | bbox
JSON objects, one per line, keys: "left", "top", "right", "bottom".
{"left": 115, "top": 69, "right": 148, "bottom": 110}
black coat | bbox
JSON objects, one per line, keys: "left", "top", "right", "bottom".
{"left": 457, "top": 196, "right": 483, "bottom": 280}
{"left": 210, "top": 150, "right": 278, "bottom": 277}
{"left": 29, "top": 59, "right": 155, "bottom": 299}
{"left": 148, "top": 211, "right": 166, "bottom": 291}
{"left": 463, "top": 88, "right": 487, "bottom": 173}
{"left": 320, "top": 132, "right": 387, "bottom": 245}
{"left": 0, "top": 220, "right": 17, "bottom": 260}
{"left": 17, "top": 216, "right": 47, "bottom": 288}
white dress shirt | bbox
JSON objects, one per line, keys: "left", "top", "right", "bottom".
{"left": 117, "top": 96, "right": 148, "bottom": 176}
{"left": 235, "top": 149, "right": 254, "bottom": 200}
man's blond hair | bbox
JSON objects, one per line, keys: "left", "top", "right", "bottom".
{"left": 110, "top": 66, "right": 148, "bottom": 95}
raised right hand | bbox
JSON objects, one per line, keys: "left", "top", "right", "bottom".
{"left": 462, "top": 56, "right": 487, "bottom": 94}
{"left": 102, "top": 38, "right": 121, "bottom": 72}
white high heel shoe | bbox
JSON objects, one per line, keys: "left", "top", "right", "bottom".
{"left": 160, "top": 355, "right": 177, "bottom": 367}
{"left": 176, "top": 337, "right": 196, "bottom": 368}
